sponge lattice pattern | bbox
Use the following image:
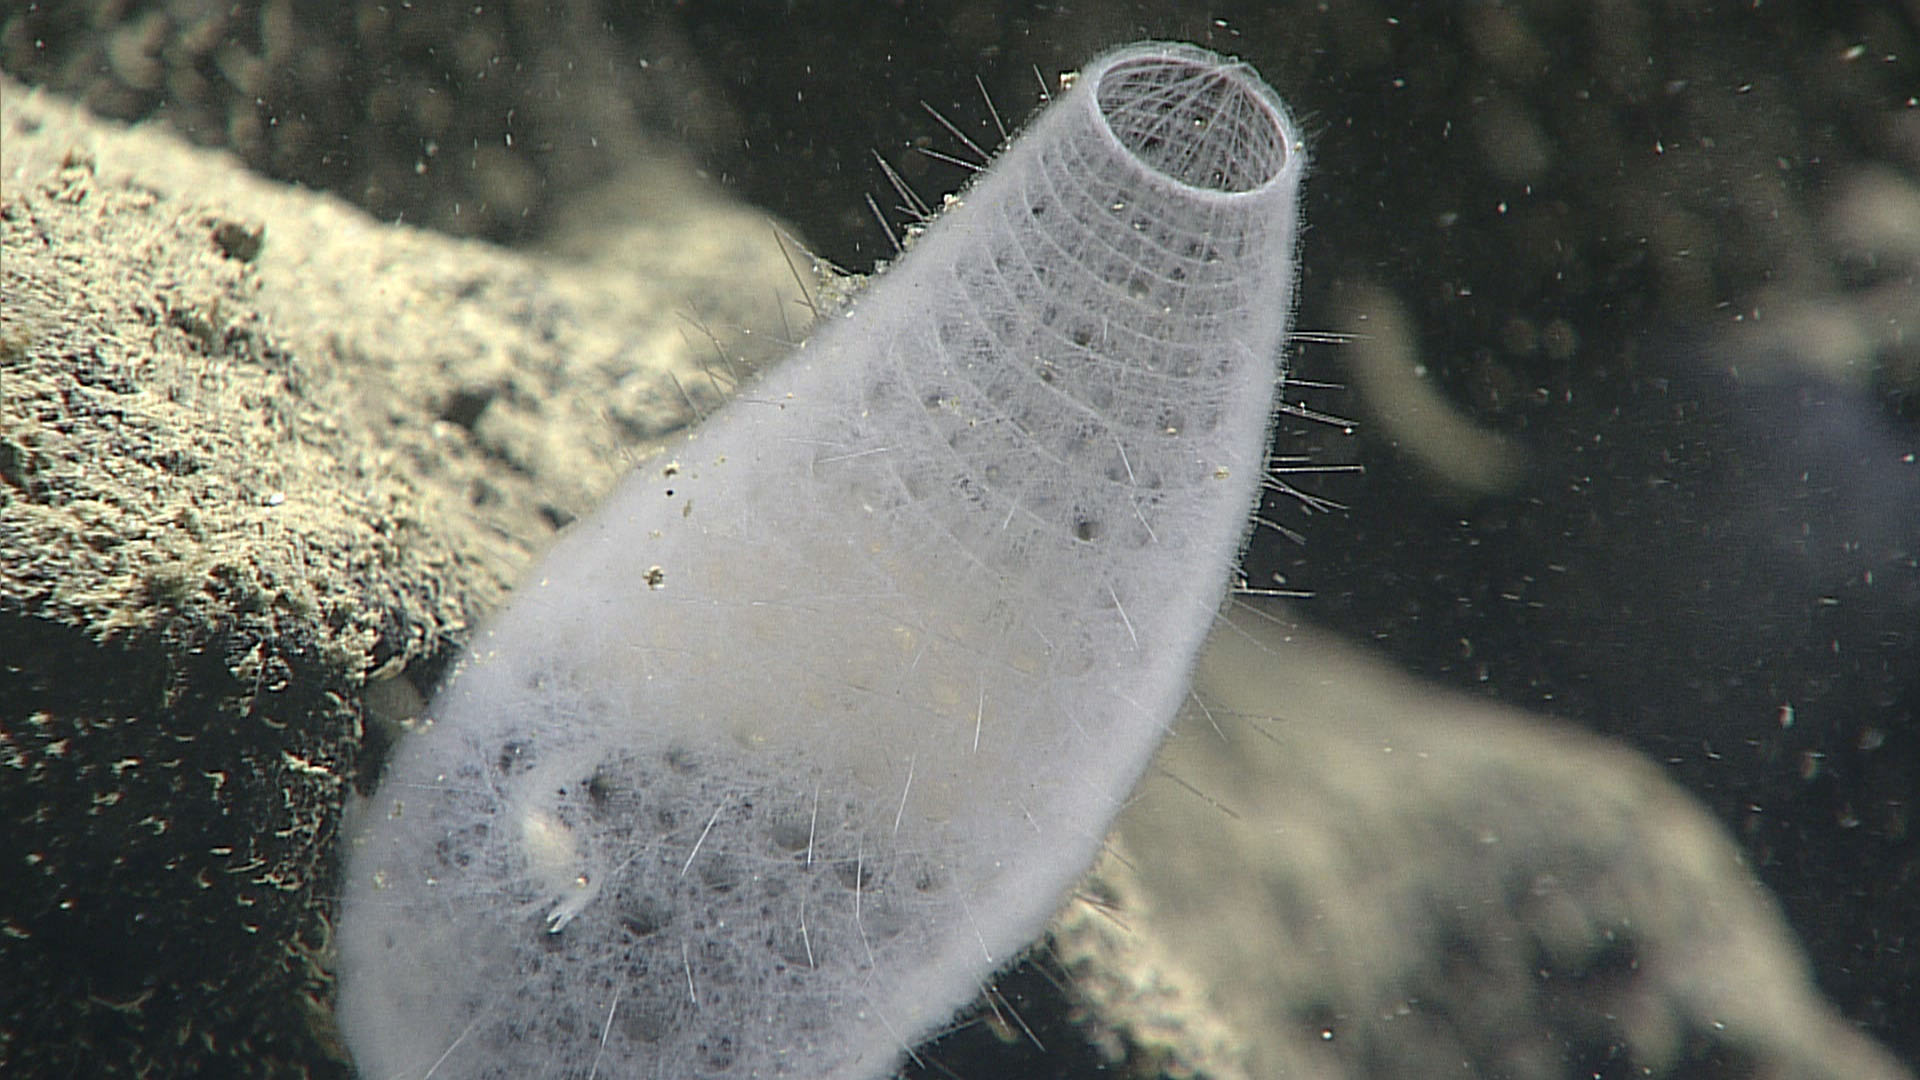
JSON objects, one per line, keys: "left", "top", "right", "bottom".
{"left": 334, "top": 41, "right": 1303, "bottom": 1080}
{"left": 834, "top": 42, "right": 1301, "bottom": 605}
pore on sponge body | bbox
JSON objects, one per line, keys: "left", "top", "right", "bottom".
{"left": 336, "top": 41, "right": 1305, "bottom": 1079}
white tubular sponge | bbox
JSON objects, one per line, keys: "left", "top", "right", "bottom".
{"left": 336, "top": 41, "right": 1305, "bottom": 1080}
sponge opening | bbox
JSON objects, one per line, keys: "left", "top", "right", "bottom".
{"left": 1095, "top": 48, "right": 1291, "bottom": 194}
